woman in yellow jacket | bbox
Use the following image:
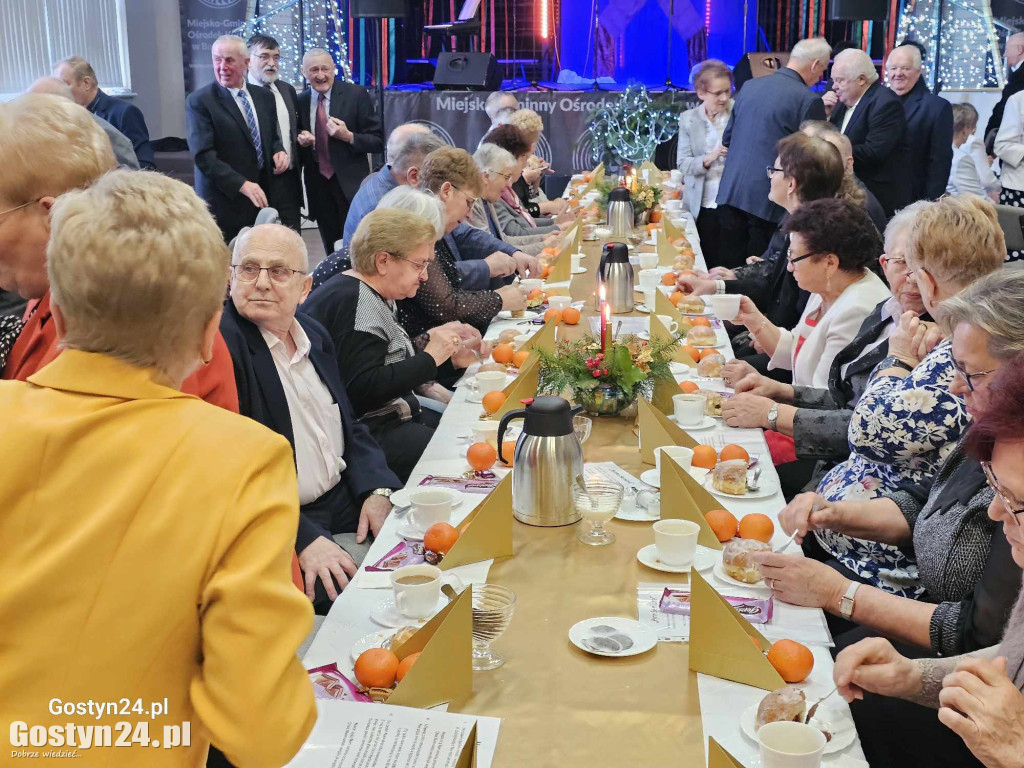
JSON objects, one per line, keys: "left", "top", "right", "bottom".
{"left": 0, "top": 166, "right": 317, "bottom": 766}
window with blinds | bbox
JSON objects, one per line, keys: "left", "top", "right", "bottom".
{"left": 1, "top": 0, "right": 130, "bottom": 97}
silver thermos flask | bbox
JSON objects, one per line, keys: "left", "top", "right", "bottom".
{"left": 599, "top": 241, "right": 634, "bottom": 313}
{"left": 607, "top": 186, "right": 635, "bottom": 238}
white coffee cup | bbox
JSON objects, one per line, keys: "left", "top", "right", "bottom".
{"left": 653, "top": 314, "right": 678, "bottom": 335}
{"left": 757, "top": 722, "right": 827, "bottom": 768}
{"left": 669, "top": 169, "right": 683, "bottom": 183}
{"left": 409, "top": 489, "right": 453, "bottom": 533}
{"left": 469, "top": 370, "right": 508, "bottom": 398}
{"left": 652, "top": 519, "right": 700, "bottom": 567}
{"left": 639, "top": 252, "right": 659, "bottom": 270}
{"left": 710, "top": 294, "right": 742, "bottom": 322}
{"left": 654, "top": 445, "right": 694, "bottom": 473}
{"left": 570, "top": 253, "right": 582, "bottom": 272}
{"left": 642, "top": 288, "right": 657, "bottom": 310}
{"left": 548, "top": 295, "right": 572, "bottom": 311}
{"left": 673, "top": 393, "right": 705, "bottom": 426}
{"left": 513, "top": 334, "right": 533, "bottom": 350}
{"left": 391, "top": 564, "right": 443, "bottom": 619}
{"left": 520, "top": 278, "right": 544, "bottom": 295}
{"left": 639, "top": 269, "right": 661, "bottom": 291}
{"left": 471, "top": 419, "right": 500, "bottom": 448}
{"left": 665, "top": 197, "right": 684, "bottom": 210}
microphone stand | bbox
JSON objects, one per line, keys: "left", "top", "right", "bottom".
{"left": 591, "top": 0, "right": 604, "bottom": 90}
{"left": 664, "top": 0, "right": 683, "bottom": 90}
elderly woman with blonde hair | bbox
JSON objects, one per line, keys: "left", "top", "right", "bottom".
{"left": 0, "top": 170, "right": 316, "bottom": 767}
{"left": 507, "top": 107, "right": 569, "bottom": 219}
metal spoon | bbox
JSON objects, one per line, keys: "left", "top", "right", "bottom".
{"left": 804, "top": 686, "right": 838, "bottom": 723}
{"left": 747, "top": 466, "right": 762, "bottom": 492}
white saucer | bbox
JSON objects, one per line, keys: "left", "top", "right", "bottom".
{"left": 669, "top": 414, "right": 717, "bottom": 430}
{"left": 571, "top": 266, "right": 587, "bottom": 274}
{"left": 496, "top": 309, "right": 539, "bottom": 320}
{"left": 569, "top": 617, "right": 659, "bottom": 657}
{"left": 615, "top": 504, "right": 660, "bottom": 522}
{"left": 350, "top": 629, "right": 399, "bottom": 662}
{"left": 687, "top": 340, "right": 728, "bottom": 349}
{"left": 390, "top": 488, "right": 464, "bottom": 511}
{"left": 740, "top": 703, "right": 856, "bottom": 755}
{"left": 703, "top": 473, "right": 780, "bottom": 500}
{"left": 370, "top": 596, "right": 448, "bottom": 628}
{"left": 637, "top": 543, "right": 717, "bottom": 573}
{"left": 396, "top": 520, "right": 427, "bottom": 541}
{"left": 639, "top": 466, "right": 709, "bottom": 489}
{"left": 635, "top": 303, "right": 652, "bottom": 314}
{"left": 713, "top": 560, "right": 772, "bottom": 592}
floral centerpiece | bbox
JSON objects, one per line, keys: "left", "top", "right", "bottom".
{"left": 594, "top": 179, "right": 662, "bottom": 215}
{"left": 535, "top": 332, "right": 679, "bottom": 416}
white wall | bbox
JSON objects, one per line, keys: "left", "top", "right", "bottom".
{"left": 125, "top": 0, "right": 187, "bottom": 139}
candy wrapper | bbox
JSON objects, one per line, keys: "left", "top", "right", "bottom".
{"left": 659, "top": 588, "right": 773, "bottom": 625}
{"left": 308, "top": 663, "right": 372, "bottom": 702}
{"left": 418, "top": 473, "right": 500, "bottom": 494}
{"left": 365, "top": 540, "right": 426, "bottom": 572}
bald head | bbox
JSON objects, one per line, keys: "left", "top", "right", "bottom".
{"left": 821, "top": 131, "right": 854, "bottom": 171}
{"left": 1007, "top": 32, "right": 1024, "bottom": 68}
{"left": 386, "top": 123, "right": 431, "bottom": 164}
{"left": 234, "top": 223, "right": 308, "bottom": 272}
{"left": 26, "top": 77, "right": 74, "bottom": 100}
{"left": 885, "top": 45, "right": 922, "bottom": 96}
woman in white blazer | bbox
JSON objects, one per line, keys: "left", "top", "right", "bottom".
{"left": 676, "top": 59, "right": 734, "bottom": 268}
{"left": 994, "top": 89, "right": 1024, "bottom": 209}
{"left": 730, "top": 198, "right": 891, "bottom": 389}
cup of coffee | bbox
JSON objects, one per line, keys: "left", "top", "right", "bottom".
{"left": 652, "top": 519, "right": 700, "bottom": 567}
{"left": 669, "top": 169, "right": 683, "bottom": 184}
{"left": 471, "top": 420, "right": 500, "bottom": 448}
{"left": 654, "top": 445, "right": 694, "bottom": 473}
{"left": 673, "top": 393, "right": 705, "bottom": 426}
{"left": 710, "top": 294, "right": 742, "bottom": 322}
{"left": 513, "top": 334, "right": 533, "bottom": 351}
{"left": 468, "top": 370, "right": 507, "bottom": 399}
{"left": 653, "top": 314, "right": 678, "bottom": 335}
{"left": 639, "top": 269, "right": 661, "bottom": 291}
{"left": 757, "top": 722, "right": 827, "bottom": 768}
{"left": 639, "top": 253, "right": 659, "bottom": 271}
{"left": 664, "top": 197, "right": 684, "bottom": 210}
{"left": 570, "top": 253, "right": 582, "bottom": 272}
{"left": 520, "top": 278, "right": 544, "bottom": 296}
{"left": 409, "top": 489, "right": 453, "bottom": 534}
{"left": 642, "top": 288, "right": 657, "bottom": 310}
{"left": 549, "top": 295, "right": 572, "bottom": 311}
{"left": 391, "top": 564, "right": 443, "bottom": 619}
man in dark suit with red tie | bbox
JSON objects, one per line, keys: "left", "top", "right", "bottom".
{"left": 185, "top": 35, "right": 288, "bottom": 242}
{"left": 297, "top": 49, "right": 384, "bottom": 256}
{"left": 246, "top": 34, "right": 303, "bottom": 231}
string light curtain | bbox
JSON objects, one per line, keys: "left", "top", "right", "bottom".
{"left": 897, "top": 0, "right": 1003, "bottom": 88}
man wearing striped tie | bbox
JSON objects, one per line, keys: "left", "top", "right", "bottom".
{"left": 186, "top": 35, "right": 288, "bottom": 242}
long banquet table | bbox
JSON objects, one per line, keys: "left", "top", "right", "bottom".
{"left": 303, "top": 212, "right": 866, "bottom": 767}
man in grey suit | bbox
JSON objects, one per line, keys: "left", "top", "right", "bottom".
{"left": 716, "top": 37, "right": 831, "bottom": 266}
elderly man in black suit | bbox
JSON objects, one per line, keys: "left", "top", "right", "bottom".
{"left": 884, "top": 45, "right": 953, "bottom": 203}
{"left": 297, "top": 48, "right": 385, "bottom": 256}
{"left": 246, "top": 33, "right": 303, "bottom": 232}
{"left": 828, "top": 47, "right": 908, "bottom": 217}
{"left": 186, "top": 35, "right": 288, "bottom": 242}
{"left": 220, "top": 223, "right": 401, "bottom": 614}
{"left": 715, "top": 37, "right": 831, "bottom": 267}
{"left": 985, "top": 32, "right": 1024, "bottom": 146}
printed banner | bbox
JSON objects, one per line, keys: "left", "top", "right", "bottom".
{"left": 179, "top": 0, "right": 249, "bottom": 94}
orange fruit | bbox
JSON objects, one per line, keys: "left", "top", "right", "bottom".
{"left": 544, "top": 308, "right": 563, "bottom": 325}
{"left": 481, "top": 390, "right": 507, "bottom": 415}
{"left": 527, "top": 288, "right": 544, "bottom": 300}
{"left": 561, "top": 307, "right": 581, "bottom": 325}
{"left": 542, "top": 247, "right": 558, "bottom": 256}
{"left": 492, "top": 343, "right": 514, "bottom": 364}
{"left": 679, "top": 380, "right": 701, "bottom": 394}
{"left": 692, "top": 445, "right": 718, "bottom": 469}
{"left": 690, "top": 316, "right": 711, "bottom": 327}
{"left": 649, "top": 209, "right": 662, "bottom": 223}
{"left": 541, "top": 265, "right": 553, "bottom": 279}
{"left": 669, "top": 291, "right": 685, "bottom": 307}
{"left": 354, "top": 648, "right": 399, "bottom": 689}
{"left": 682, "top": 345, "right": 702, "bottom": 362}
{"left": 767, "top": 640, "right": 815, "bottom": 683}
{"left": 499, "top": 440, "right": 516, "bottom": 467}
{"left": 467, "top": 442, "right": 497, "bottom": 471}
{"left": 720, "top": 444, "right": 750, "bottom": 463}
{"left": 396, "top": 652, "right": 420, "bottom": 683}
{"left": 699, "top": 348, "right": 721, "bottom": 361}
{"left": 705, "top": 509, "right": 738, "bottom": 542}
{"left": 424, "top": 522, "right": 459, "bottom": 554}
{"left": 739, "top": 513, "right": 775, "bottom": 543}
{"left": 661, "top": 272, "right": 677, "bottom": 286}
{"left": 512, "top": 349, "right": 530, "bottom": 368}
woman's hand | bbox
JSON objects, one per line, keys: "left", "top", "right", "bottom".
{"left": 938, "top": 656, "right": 1024, "bottom": 768}
{"left": 542, "top": 232, "right": 561, "bottom": 248}
{"left": 721, "top": 392, "right": 775, "bottom": 429}
{"left": 730, "top": 370, "right": 790, "bottom": 400}
{"left": 708, "top": 266, "right": 736, "bottom": 280}
{"left": 779, "top": 492, "right": 842, "bottom": 543}
{"left": 833, "top": 638, "right": 922, "bottom": 703}
{"left": 886, "top": 311, "right": 932, "bottom": 368}
{"left": 752, "top": 551, "right": 849, "bottom": 610}
{"left": 721, "top": 359, "right": 757, "bottom": 388}
{"left": 676, "top": 274, "right": 717, "bottom": 296}
{"left": 424, "top": 328, "right": 464, "bottom": 365}
{"left": 496, "top": 285, "right": 526, "bottom": 311}
{"left": 522, "top": 165, "right": 544, "bottom": 185}
{"left": 734, "top": 295, "right": 766, "bottom": 330}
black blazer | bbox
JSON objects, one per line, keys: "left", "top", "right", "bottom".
{"left": 985, "top": 64, "right": 1024, "bottom": 139}
{"left": 297, "top": 81, "right": 384, "bottom": 206}
{"left": 900, "top": 79, "right": 954, "bottom": 202}
{"left": 219, "top": 301, "right": 400, "bottom": 552}
{"left": 185, "top": 82, "right": 284, "bottom": 240}
{"left": 831, "top": 80, "right": 909, "bottom": 216}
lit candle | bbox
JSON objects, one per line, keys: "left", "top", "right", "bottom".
{"left": 598, "top": 283, "right": 607, "bottom": 349}
{"left": 603, "top": 302, "right": 612, "bottom": 355}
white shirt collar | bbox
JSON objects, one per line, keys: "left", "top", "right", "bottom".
{"left": 227, "top": 82, "right": 251, "bottom": 99}
{"left": 259, "top": 318, "right": 311, "bottom": 363}
{"left": 882, "top": 295, "right": 901, "bottom": 320}
{"left": 1014, "top": 60, "right": 1023, "bottom": 73}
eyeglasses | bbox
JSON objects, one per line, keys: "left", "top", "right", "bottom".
{"left": 881, "top": 254, "right": 907, "bottom": 270}
{"left": 0, "top": 200, "right": 34, "bottom": 219}
{"left": 786, "top": 247, "right": 824, "bottom": 265}
{"left": 981, "top": 462, "right": 1024, "bottom": 524}
{"left": 491, "top": 170, "right": 512, "bottom": 182}
{"left": 232, "top": 263, "right": 305, "bottom": 283}
{"left": 452, "top": 185, "right": 478, "bottom": 208}
{"left": 766, "top": 166, "right": 785, "bottom": 178}
{"left": 394, "top": 254, "right": 431, "bottom": 275}
{"left": 951, "top": 357, "right": 996, "bottom": 392}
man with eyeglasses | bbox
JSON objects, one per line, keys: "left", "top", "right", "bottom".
{"left": 884, "top": 45, "right": 953, "bottom": 204}
{"left": 220, "top": 223, "right": 401, "bottom": 614}
{"left": 247, "top": 33, "right": 303, "bottom": 231}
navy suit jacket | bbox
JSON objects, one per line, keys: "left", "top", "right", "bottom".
{"left": 899, "top": 79, "right": 954, "bottom": 202}
{"left": 831, "top": 81, "right": 909, "bottom": 216}
{"left": 219, "top": 301, "right": 400, "bottom": 552}
{"left": 717, "top": 68, "right": 827, "bottom": 222}
{"left": 88, "top": 89, "right": 155, "bottom": 169}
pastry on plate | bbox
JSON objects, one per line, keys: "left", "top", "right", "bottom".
{"left": 674, "top": 254, "right": 696, "bottom": 272}
{"left": 713, "top": 458, "right": 749, "bottom": 495}
{"left": 722, "top": 538, "right": 771, "bottom": 583}
{"left": 698, "top": 389, "right": 723, "bottom": 416}
{"left": 697, "top": 353, "right": 726, "bottom": 378}
{"left": 677, "top": 296, "right": 706, "bottom": 314}
{"left": 685, "top": 325, "right": 717, "bottom": 346}
{"left": 389, "top": 626, "right": 418, "bottom": 650}
{"left": 497, "top": 329, "right": 519, "bottom": 344}
{"left": 756, "top": 686, "right": 806, "bottom": 729}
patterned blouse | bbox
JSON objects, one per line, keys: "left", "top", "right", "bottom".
{"left": 814, "top": 339, "right": 970, "bottom": 598}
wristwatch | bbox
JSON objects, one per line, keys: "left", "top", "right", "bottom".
{"left": 766, "top": 403, "right": 780, "bottom": 432}
{"left": 877, "top": 355, "right": 914, "bottom": 373}
{"left": 370, "top": 488, "right": 393, "bottom": 499}
{"left": 839, "top": 581, "right": 861, "bottom": 619}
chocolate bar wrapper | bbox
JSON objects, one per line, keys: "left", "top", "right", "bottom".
{"left": 418, "top": 473, "right": 500, "bottom": 494}
{"left": 308, "top": 663, "right": 372, "bottom": 702}
{"left": 365, "top": 540, "right": 426, "bottom": 572}
{"left": 659, "top": 588, "right": 773, "bottom": 624}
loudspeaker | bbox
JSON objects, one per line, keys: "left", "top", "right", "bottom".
{"left": 351, "top": 0, "right": 406, "bottom": 18}
{"left": 733, "top": 52, "right": 790, "bottom": 91}
{"left": 433, "top": 52, "right": 502, "bottom": 91}
{"left": 828, "top": 0, "right": 887, "bottom": 21}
